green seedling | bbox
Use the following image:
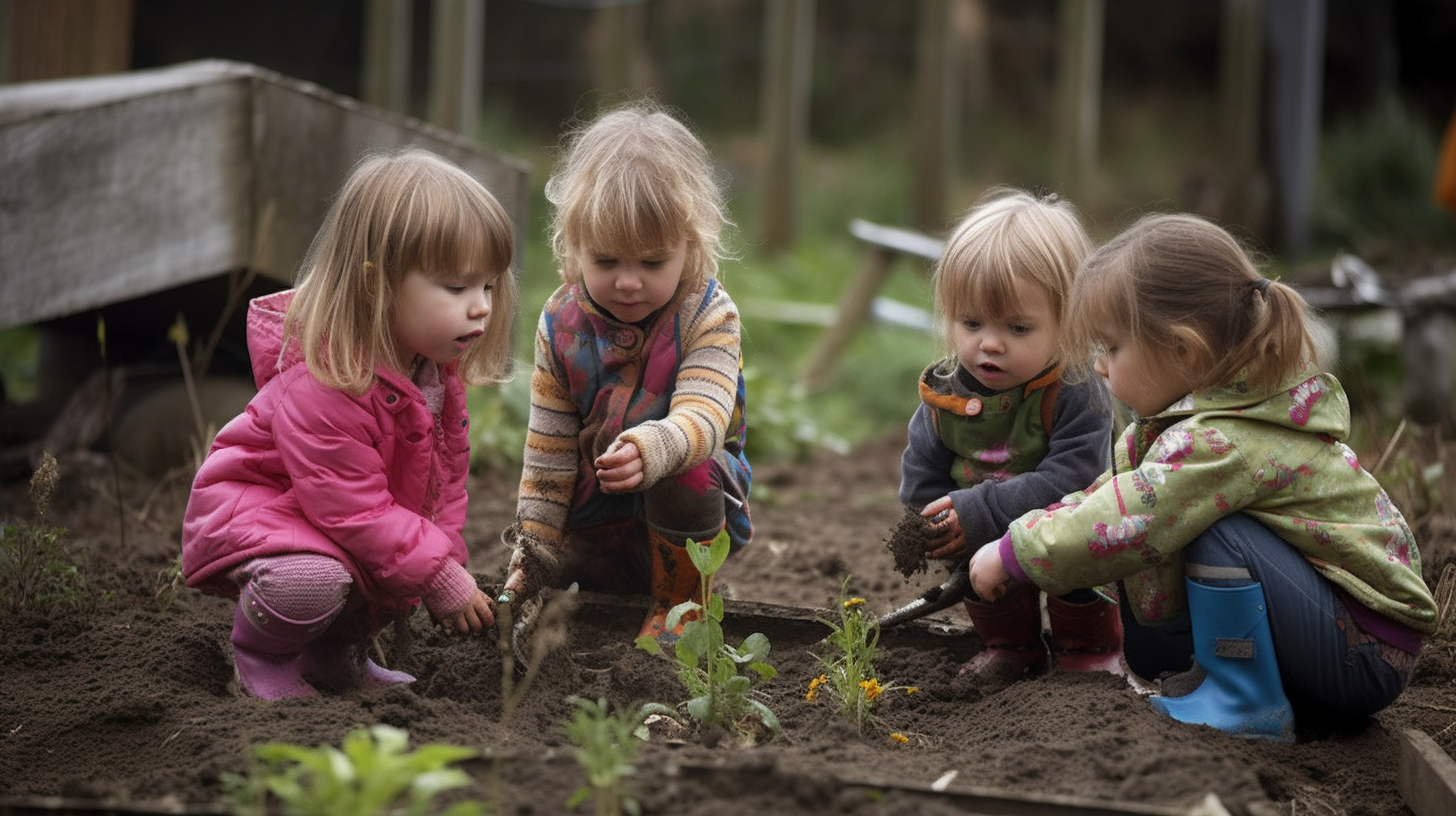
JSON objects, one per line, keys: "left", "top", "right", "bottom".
{"left": 0, "top": 453, "right": 93, "bottom": 616}
{"left": 564, "top": 696, "right": 663, "bottom": 816}
{"left": 221, "top": 724, "right": 484, "bottom": 816}
{"left": 807, "top": 577, "right": 918, "bottom": 735}
{"left": 635, "top": 530, "right": 779, "bottom": 742}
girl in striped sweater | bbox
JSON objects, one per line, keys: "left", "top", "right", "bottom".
{"left": 501, "top": 101, "right": 751, "bottom": 644}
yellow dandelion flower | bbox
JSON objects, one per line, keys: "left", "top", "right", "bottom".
{"left": 905, "top": 687, "right": 919, "bottom": 695}
{"left": 890, "top": 732, "right": 910, "bottom": 745}
{"left": 859, "top": 678, "right": 883, "bottom": 702}
{"left": 806, "top": 674, "right": 828, "bottom": 702}
{"left": 843, "top": 597, "right": 866, "bottom": 609}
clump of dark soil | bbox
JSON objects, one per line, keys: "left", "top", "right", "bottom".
{"left": 885, "top": 506, "right": 933, "bottom": 579}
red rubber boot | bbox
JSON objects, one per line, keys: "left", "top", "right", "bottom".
{"left": 1047, "top": 593, "right": 1126, "bottom": 676}
{"left": 959, "top": 584, "right": 1049, "bottom": 680}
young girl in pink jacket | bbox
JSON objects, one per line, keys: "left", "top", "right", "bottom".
{"left": 182, "top": 148, "right": 519, "bottom": 699}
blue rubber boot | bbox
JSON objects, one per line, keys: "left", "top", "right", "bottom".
{"left": 1150, "top": 580, "right": 1295, "bottom": 743}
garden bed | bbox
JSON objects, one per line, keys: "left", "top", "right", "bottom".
{"left": 2, "top": 429, "right": 1454, "bottom": 815}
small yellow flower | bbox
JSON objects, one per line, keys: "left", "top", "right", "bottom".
{"left": 843, "top": 597, "right": 866, "bottom": 609}
{"left": 905, "top": 687, "right": 919, "bottom": 695}
{"left": 859, "top": 678, "right": 883, "bottom": 703}
{"left": 806, "top": 674, "right": 828, "bottom": 702}
{"left": 890, "top": 732, "right": 910, "bottom": 745}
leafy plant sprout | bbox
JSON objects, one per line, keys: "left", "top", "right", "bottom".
{"left": 636, "top": 529, "right": 780, "bottom": 742}
{"left": 0, "top": 452, "right": 95, "bottom": 616}
{"left": 564, "top": 696, "right": 660, "bottom": 816}
{"left": 221, "top": 724, "right": 485, "bottom": 816}
{"left": 808, "top": 576, "right": 918, "bottom": 734}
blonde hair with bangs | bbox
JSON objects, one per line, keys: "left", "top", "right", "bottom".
{"left": 933, "top": 187, "right": 1092, "bottom": 362}
{"left": 1065, "top": 212, "right": 1318, "bottom": 394}
{"left": 285, "top": 148, "right": 518, "bottom": 394}
{"left": 545, "top": 100, "right": 729, "bottom": 289}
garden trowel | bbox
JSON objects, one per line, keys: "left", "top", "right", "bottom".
{"left": 877, "top": 563, "right": 972, "bottom": 628}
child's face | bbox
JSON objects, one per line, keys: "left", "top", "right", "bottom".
{"left": 1093, "top": 332, "right": 1190, "bottom": 418}
{"left": 580, "top": 240, "right": 687, "bottom": 324}
{"left": 392, "top": 267, "right": 498, "bottom": 369}
{"left": 950, "top": 283, "right": 1059, "bottom": 392}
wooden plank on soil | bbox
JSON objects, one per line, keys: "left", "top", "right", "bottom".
{"left": 1399, "top": 727, "right": 1456, "bottom": 816}
{"left": 675, "top": 763, "right": 1234, "bottom": 816}
{"left": 0, "top": 795, "right": 228, "bottom": 814}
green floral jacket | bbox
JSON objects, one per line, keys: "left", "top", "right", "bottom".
{"left": 1005, "top": 367, "right": 1438, "bottom": 633}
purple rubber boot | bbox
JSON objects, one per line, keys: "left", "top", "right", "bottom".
{"left": 230, "top": 585, "right": 339, "bottom": 700}
{"left": 300, "top": 603, "right": 415, "bottom": 692}
{"left": 301, "top": 636, "right": 415, "bottom": 692}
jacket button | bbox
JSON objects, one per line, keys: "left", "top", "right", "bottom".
{"left": 386, "top": 394, "right": 398, "bottom": 404}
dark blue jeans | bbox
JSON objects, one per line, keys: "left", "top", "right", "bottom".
{"left": 1120, "top": 513, "right": 1415, "bottom": 719}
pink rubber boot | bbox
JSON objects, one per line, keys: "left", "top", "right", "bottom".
{"left": 301, "top": 606, "right": 415, "bottom": 692}
{"left": 231, "top": 585, "right": 338, "bottom": 699}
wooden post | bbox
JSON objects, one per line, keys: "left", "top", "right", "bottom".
{"left": 363, "top": 0, "right": 413, "bottom": 116}
{"left": 911, "top": 0, "right": 961, "bottom": 234}
{"left": 1264, "top": 0, "right": 1325, "bottom": 255}
{"left": 3, "top": 0, "right": 133, "bottom": 83}
{"left": 959, "top": 0, "right": 990, "bottom": 124}
{"left": 427, "top": 0, "right": 484, "bottom": 140}
{"left": 1217, "top": 0, "right": 1265, "bottom": 230}
{"left": 759, "top": 0, "right": 814, "bottom": 255}
{"left": 1052, "top": 0, "right": 1103, "bottom": 206}
{"left": 799, "top": 247, "right": 898, "bottom": 393}
{"left": 588, "top": 0, "right": 649, "bottom": 96}
{"left": 799, "top": 220, "right": 944, "bottom": 393}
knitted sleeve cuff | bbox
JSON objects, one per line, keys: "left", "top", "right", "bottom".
{"left": 617, "top": 425, "right": 672, "bottom": 488}
{"left": 421, "top": 560, "right": 478, "bottom": 619}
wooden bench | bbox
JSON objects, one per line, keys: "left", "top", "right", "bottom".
{"left": 798, "top": 219, "right": 944, "bottom": 392}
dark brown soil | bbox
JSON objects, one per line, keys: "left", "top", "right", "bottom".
{"left": 2, "top": 428, "right": 1455, "bottom": 816}
{"left": 885, "top": 506, "right": 934, "bottom": 580}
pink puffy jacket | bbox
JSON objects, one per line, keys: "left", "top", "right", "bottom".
{"left": 181, "top": 290, "right": 473, "bottom": 616}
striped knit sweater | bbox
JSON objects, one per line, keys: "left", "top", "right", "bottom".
{"left": 514, "top": 278, "right": 750, "bottom": 549}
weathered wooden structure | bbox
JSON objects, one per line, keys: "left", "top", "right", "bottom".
{"left": 0, "top": 58, "right": 529, "bottom": 332}
{"left": 0, "top": 59, "right": 531, "bottom": 476}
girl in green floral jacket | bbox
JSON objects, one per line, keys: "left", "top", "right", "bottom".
{"left": 969, "top": 212, "right": 1438, "bottom": 742}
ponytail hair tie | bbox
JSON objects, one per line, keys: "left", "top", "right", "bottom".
{"left": 1252, "top": 278, "right": 1271, "bottom": 294}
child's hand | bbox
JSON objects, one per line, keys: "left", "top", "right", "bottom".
{"left": 921, "top": 496, "right": 968, "bottom": 559}
{"left": 438, "top": 588, "right": 496, "bottom": 634}
{"left": 969, "top": 541, "right": 1014, "bottom": 602}
{"left": 595, "top": 440, "right": 644, "bottom": 493}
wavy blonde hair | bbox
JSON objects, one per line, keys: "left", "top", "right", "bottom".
{"left": 1065, "top": 212, "right": 1318, "bottom": 394}
{"left": 545, "top": 99, "right": 730, "bottom": 290}
{"left": 285, "top": 148, "right": 518, "bottom": 394}
{"left": 933, "top": 187, "right": 1092, "bottom": 364}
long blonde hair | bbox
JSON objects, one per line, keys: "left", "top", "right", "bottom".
{"left": 1066, "top": 212, "right": 1318, "bottom": 394}
{"left": 285, "top": 148, "right": 518, "bottom": 394}
{"left": 545, "top": 99, "right": 730, "bottom": 290}
{"left": 933, "top": 187, "right": 1092, "bottom": 363}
